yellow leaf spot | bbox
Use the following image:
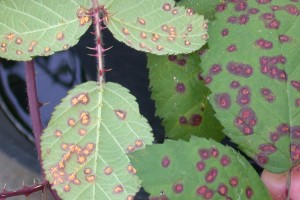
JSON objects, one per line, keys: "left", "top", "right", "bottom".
{"left": 122, "top": 28, "right": 130, "bottom": 35}
{"left": 104, "top": 167, "right": 113, "bottom": 175}
{"left": 137, "top": 18, "right": 146, "bottom": 25}
{"left": 84, "top": 168, "right": 92, "bottom": 174}
{"left": 6, "top": 33, "right": 15, "bottom": 41}
{"left": 63, "top": 184, "right": 70, "bottom": 192}
{"left": 15, "top": 37, "right": 22, "bottom": 45}
{"left": 114, "top": 185, "right": 124, "bottom": 193}
{"left": 16, "top": 50, "right": 22, "bottom": 55}
{"left": 55, "top": 130, "right": 62, "bottom": 137}
{"left": 56, "top": 32, "right": 64, "bottom": 40}
{"left": 86, "top": 175, "right": 95, "bottom": 182}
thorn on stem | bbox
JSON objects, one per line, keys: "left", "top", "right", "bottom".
{"left": 102, "top": 46, "right": 113, "bottom": 52}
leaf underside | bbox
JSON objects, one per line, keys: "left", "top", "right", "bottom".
{"left": 201, "top": 0, "right": 300, "bottom": 173}
{"left": 130, "top": 136, "right": 272, "bottom": 200}
{"left": 177, "top": 0, "right": 223, "bottom": 20}
{"left": 147, "top": 52, "right": 224, "bottom": 141}
{"left": 0, "top": 0, "right": 91, "bottom": 61}
{"left": 102, "top": 0, "right": 208, "bottom": 55}
{"left": 41, "top": 81, "right": 153, "bottom": 200}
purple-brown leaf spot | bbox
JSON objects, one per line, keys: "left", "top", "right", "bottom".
{"left": 295, "top": 99, "right": 300, "bottom": 107}
{"left": 242, "top": 125, "right": 254, "bottom": 135}
{"left": 237, "top": 86, "right": 251, "bottom": 106}
{"left": 221, "top": 28, "right": 229, "bottom": 37}
{"left": 173, "top": 183, "right": 184, "bottom": 193}
{"left": 267, "top": 19, "right": 280, "bottom": 29}
{"left": 285, "top": 4, "right": 299, "bottom": 15}
{"left": 227, "top": 16, "right": 238, "bottom": 24}
{"left": 291, "top": 80, "right": 300, "bottom": 91}
{"left": 246, "top": 186, "right": 254, "bottom": 199}
{"left": 218, "top": 183, "right": 228, "bottom": 196}
{"left": 291, "top": 143, "right": 300, "bottom": 161}
{"left": 271, "top": 5, "right": 282, "bottom": 11}
{"left": 256, "top": 153, "right": 269, "bottom": 165}
{"left": 256, "top": 38, "right": 273, "bottom": 49}
{"left": 239, "top": 14, "right": 249, "bottom": 24}
{"left": 199, "top": 149, "right": 210, "bottom": 160}
{"left": 269, "top": 132, "right": 280, "bottom": 142}
{"left": 261, "top": 13, "right": 275, "bottom": 20}
{"left": 220, "top": 155, "right": 231, "bottom": 167}
{"left": 257, "top": 0, "right": 272, "bottom": 4}
{"left": 198, "top": 72, "right": 204, "bottom": 81}
{"left": 216, "top": 3, "right": 227, "bottom": 12}
{"left": 191, "top": 114, "right": 202, "bottom": 126}
{"left": 215, "top": 93, "right": 231, "bottom": 109}
{"left": 204, "top": 189, "right": 214, "bottom": 199}
{"left": 279, "top": 34, "right": 291, "bottom": 43}
{"left": 227, "top": 44, "right": 237, "bottom": 52}
{"left": 196, "top": 185, "right": 207, "bottom": 196}
{"left": 176, "top": 83, "right": 186, "bottom": 93}
{"left": 248, "top": 8, "right": 260, "bottom": 14}
{"left": 205, "top": 168, "right": 218, "bottom": 183}
{"left": 277, "top": 123, "right": 290, "bottom": 135}
{"left": 168, "top": 55, "right": 177, "bottom": 62}
{"left": 235, "top": 1, "right": 248, "bottom": 11}
{"left": 229, "top": 177, "right": 239, "bottom": 187}
{"left": 230, "top": 81, "right": 241, "bottom": 89}
{"left": 196, "top": 161, "right": 206, "bottom": 171}
{"left": 210, "top": 64, "right": 222, "bottom": 75}
{"left": 162, "top": 156, "right": 171, "bottom": 168}
{"left": 179, "top": 116, "right": 187, "bottom": 125}
{"left": 204, "top": 76, "right": 212, "bottom": 85}
{"left": 210, "top": 147, "right": 219, "bottom": 158}
{"left": 227, "top": 62, "right": 253, "bottom": 77}
{"left": 291, "top": 126, "right": 300, "bottom": 139}
{"left": 177, "top": 59, "right": 186, "bottom": 66}
{"left": 259, "top": 144, "right": 277, "bottom": 154}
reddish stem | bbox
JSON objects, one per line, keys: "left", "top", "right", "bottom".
{"left": 25, "top": 61, "right": 61, "bottom": 200}
{"left": 0, "top": 181, "right": 48, "bottom": 199}
{"left": 25, "top": 60, "right": 43, "bottom": 173}
{"left": 92, "top": 0, "right": 105, "bottom": 84}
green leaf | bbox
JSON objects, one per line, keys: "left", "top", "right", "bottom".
{"left": 177, "top": 0, "right": 223, "bottom": 20}
{"left": 130, "top": 136, "right": 272, "bottom": 200}
{"left": 147, "top": 52, "right": 224, "bottom": 141}
{"left": 41, "top": 81, "right": 153, "bottom": 200}
{"left": 103, "top": 0, "right": 208, "bottom": 55}
{"left": 0, "top": 0, "right": 91, "bottom": 61}
{"left": 201, "top": 1, "right": 300, "bottom": 173}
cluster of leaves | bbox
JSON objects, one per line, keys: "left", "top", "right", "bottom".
{"left": 0, "top": 0, "right": 299, "bottom": 199}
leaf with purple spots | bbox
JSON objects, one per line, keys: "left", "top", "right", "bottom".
{"left": 147, "top": 52, "right": 224, "bottom": 141}
{"left": 177, "top": 0, "right": 222, "bottom": 20}
{"left": 0, "top": 0, "right": 91, "bottom": 61}
{"left": 129, "top": 136, "right": 272, "bottom": 199}
{"left": 102, "top": 0, "right": 208, "bottom": 55}
{"left": 201, "top": 0, "right": 300, "bottom": 173}
{"left": 41, "top": 81, "right": 153, "bottom": 200}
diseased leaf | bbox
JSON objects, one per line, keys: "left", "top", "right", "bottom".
{"left": 177, "top": 0, "right": 223, "bottom": 20}
{"left": 201, "top": 0, "right": 300, "bottom": 173}
{"left": 103, "top": 0, "right": 208, "bottom": 55}
{"left": 130, "top": 136, "right": 272, "bottom": 200}
{"left": 41, "top": 81, "right": 153, "bottom": 200}
{"left": 147, "top": 52, "right": 224, "bottom": 141}
{"left": 0, "top": 0, "right": 91, "bottom": 61}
